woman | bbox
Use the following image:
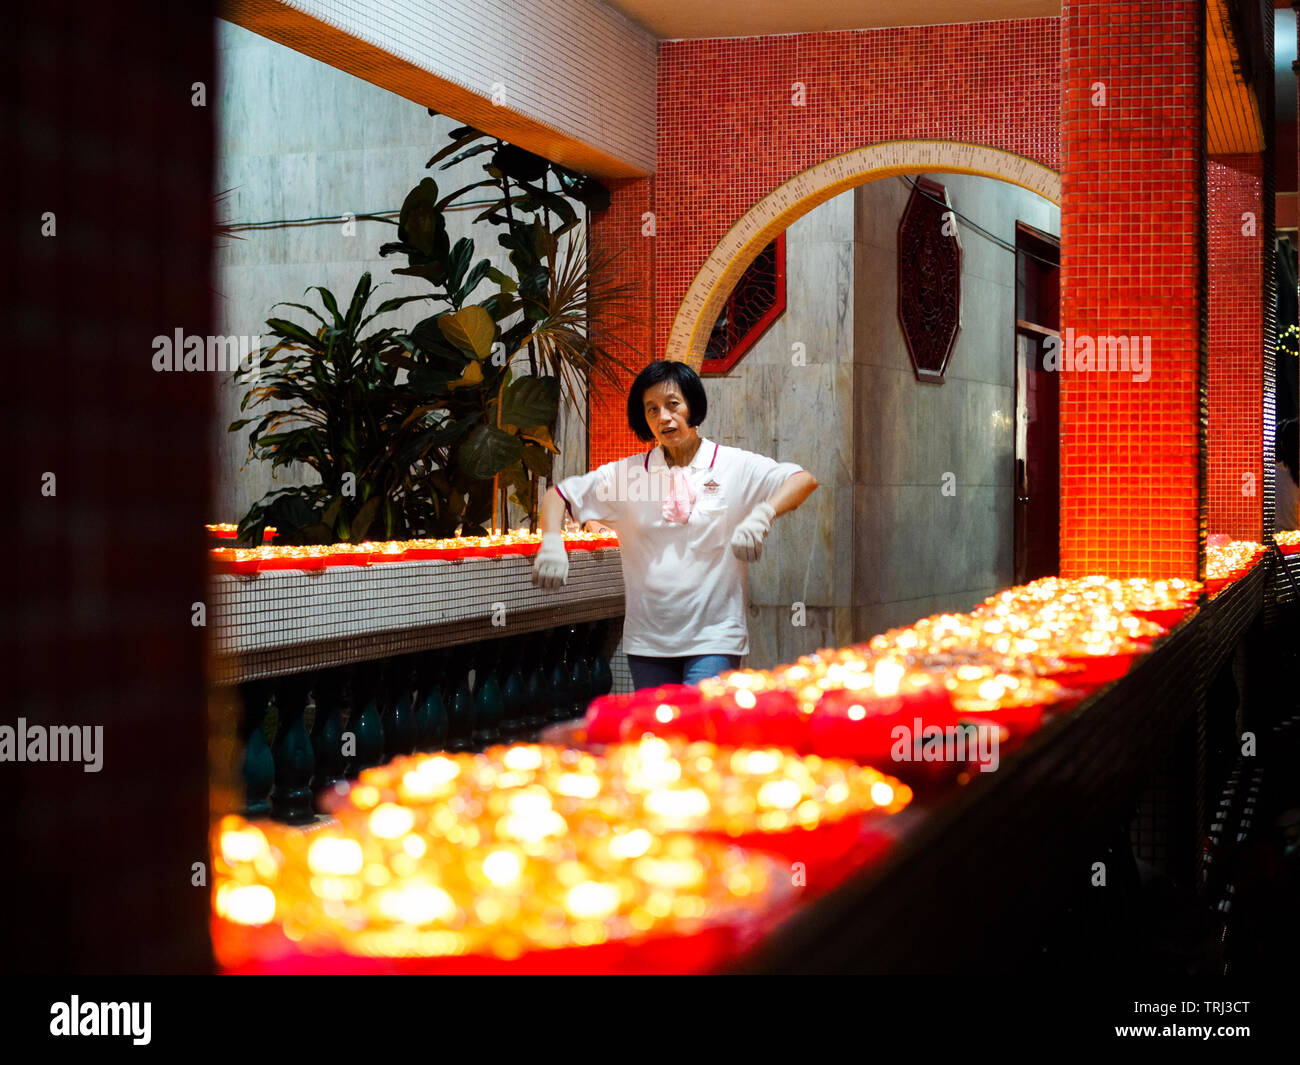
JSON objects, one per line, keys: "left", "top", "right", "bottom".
{"left": 532, "top": 360, "right": 818, "bottom": 691}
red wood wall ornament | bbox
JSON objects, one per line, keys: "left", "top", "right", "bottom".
{"left": 897, "top": 177, "right": 963, "bottom": 382}
{"left": 701, "top": 233, "right": 786, "bottom": 376}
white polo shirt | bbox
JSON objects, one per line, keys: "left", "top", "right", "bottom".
{"left": 555, "top": 437, "right": 805, "bottom": 657}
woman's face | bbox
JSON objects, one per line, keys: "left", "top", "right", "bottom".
{"left": 642, "top": 381, "right": 697, "bottom": 449}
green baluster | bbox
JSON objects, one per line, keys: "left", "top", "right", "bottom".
{"left": 345, "top": 661, "right": 385, "bottom": 776}
{"left": 501, "top": 644, "right": 526, "bottom": 743}
{"left": 589, "top": 621, "right": 614, "bottom": 697}
{"left": 523, "top": 634, "right": 547, "bottom": 736}
{"left": 310, "top": 666, "right": 348, "bottom": 796}
{"left": 271, "top": 672, "right": 316, "bottom": 825}
{"left": 447, "top": 650, "right": 475, "bottom": 753}
{"left": 415, "top": 649, "right": 449, "bottom": 751}
{"left": 546, "top": 629, "right": 572, "bottom": 723}
{"left": 567, "top": 624, "right": 593, "bottom": 720}
{"left": 472, "top": 640, "right": 505, "bottom": 749}
{"left": 239, "top": 679, "right": 274, "bottom": 818}
{"left": 383, "top": 655, "right": 418, "bottom": 759}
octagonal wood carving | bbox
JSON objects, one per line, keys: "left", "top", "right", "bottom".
{"left": 897, "top": 176, "right": 962, "bottom": 382}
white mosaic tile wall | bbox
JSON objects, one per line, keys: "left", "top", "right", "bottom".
{"left": 255, "top": 0, "right": 657, "bottom": 173}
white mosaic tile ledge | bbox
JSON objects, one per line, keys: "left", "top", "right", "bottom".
{"left": 209, "top": 548, "right": 626, "bottom": 684}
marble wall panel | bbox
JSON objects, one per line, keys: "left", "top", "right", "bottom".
{"left": 850, "top": 174, "right": 1056, "bottom": 644}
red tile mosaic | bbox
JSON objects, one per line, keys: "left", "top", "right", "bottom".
{"left": 653, "top": 20, "right": 1061, "bottom": 362}
{"left": 1207, "top": 154, "right": 1264, "bottom": 542}
{"left": 589, "top": 176, "right": 655, "bottom": 467}
{"left": 1059, "top": 1, "right": 1205, "bottom": 579}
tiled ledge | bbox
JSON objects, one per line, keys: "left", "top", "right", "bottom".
{"left": 209, "top": 548, "right": 626, "bottom": 685}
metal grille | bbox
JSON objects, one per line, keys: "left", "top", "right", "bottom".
{"left": 1261, "top": 0, "right": 1278, "bottom": 543}
{"left": 702, "top": 234, "right": 785, "bottom": 375}
{"left": 210, "top": 550, "right": 626, "bottom": 684}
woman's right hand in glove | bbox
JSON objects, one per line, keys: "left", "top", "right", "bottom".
{"left": 532, "top": 531, "right": 569, "bottom": 589}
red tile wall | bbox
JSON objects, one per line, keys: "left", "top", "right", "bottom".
{"left": 1207, "top": 154, "right": 1264, "bottom": 541}
{"left": 1059, "top": 1, "right": 1204, "bottom": 579}
{"left": 589, "top": 18, "right": 1061, "bottom": 469}
{"left": 589, "top": 177, "right": 654, "bottom": 466}
{"left": 654, "top": 22, "right": 1061, "bottom": 361}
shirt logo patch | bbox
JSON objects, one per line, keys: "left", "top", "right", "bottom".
{"left": 701, "top": 479, "right": 721, "bottom": 494}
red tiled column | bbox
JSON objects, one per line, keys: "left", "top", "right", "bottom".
{"left": 588, "top": 176, "right": 655, "bottom": 467}
{"left": 1059, "top": 0, "right": 1204, "bottom": 579}
{"left": 1207, "top": 155, "right": 1265, "bottom": 541}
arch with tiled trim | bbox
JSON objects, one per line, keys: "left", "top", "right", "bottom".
{"left": 665, "top": 140, "right": 1061, "bottom": 369}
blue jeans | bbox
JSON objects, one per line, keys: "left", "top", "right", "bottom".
{"left": 627, "top": 653, "right": 741, "bottom": 691}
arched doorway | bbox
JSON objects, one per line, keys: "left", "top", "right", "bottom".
{"left": 667, "top": 140, "right": 1060, "bottom": 367}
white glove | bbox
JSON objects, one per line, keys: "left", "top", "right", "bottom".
{"left": 730, "top": 502, "right": 775, "bottom": 563}
{"left": 533, "top": 531, "right": 569, "bottom": 589}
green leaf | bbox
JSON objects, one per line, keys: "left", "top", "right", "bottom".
{"left": 321, "top": 499, "right": 344, "bottom": 528}
{"left": 446, "top": 360, "right": 484, "bottom": 391}
{"left": 306, "top": 285, "right": 344, "bottom": 327}
{"left": 410, "top": 315, "right": 464, "bottom": 355}
{"left": 437, "top": 305, "right": 496, "bottom": 360}
{"left": 454, "top": 259, "right": 492, "bottom": 308}
{"left": 483, "top": 293, "right": 522, "bottom": 323}
{"left": 463, "top": 478, "right": 495, "bottom": 527}
{"left": 518, "top": 265, "right": 549, "bottom": 304}
{"left": 565, "top": 175, "right": 611, "bottom": 212}
{"left": 269, "top": 301, "right": 327, "bottom": 327}
{"left": 398, "top": 178, "right": 444, "bottom": 255}
{"left": 351, "top": 496, "right": 381, "bottom": 542}
{"left": 521, "top": 442, "right": 554, "bottom": 479}
{"left": 434, "top": 179, "right": 500, "bottom": 213}
{"left": 265, "top": 317, "right": 325, "bottom": 350}
{"left": 435, "top": 142, "right": 496, "bottom": 170}
{"left": 501, "top": 375, "right": 560, "bottom": 429}
{"left": 343, "top": 272, "right": 374, "bottom": 332}
{"left": 397, "top": 416, "right": 475, "bottom": 464}
{"left": 486, "top": 266, "right": 517, "bottom": 292}
{"left": 446, "top": 237, "right": 473, "bottom": 294}
{"left": 392, "top": 262, "right": 446, "bottom": 286}
{"left": 492, "top": 144, "right": 548, "bottom": 183}
{"left": 500, "top": 319, "right": 531, "bottom": 354}
{"left": 407, "top": 365, "right": 461, "bottom": 395}
{"left": 363, "top": 292, "right": 433, "bottom": 321}
{"left": 520, "top": 181, "right": 577, "bottom": 229}
{"left": 457, "top": 424, "right": 523, "bottom": 479}
{"left": 426, "top": 129, "right": 489, "bottom": 168}
{"left": 518, "top": 425, "right": 559, "bottom": 454}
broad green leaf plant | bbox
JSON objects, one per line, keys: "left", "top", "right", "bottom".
{"left": 231, "top": 121, "right": 643, "bottom": 545}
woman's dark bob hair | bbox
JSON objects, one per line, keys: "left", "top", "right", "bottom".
{"left": 626, "top": 360, "right": 708, "bottom": 443}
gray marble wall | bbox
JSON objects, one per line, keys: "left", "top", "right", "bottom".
{"left": 213, "top": 20, "right": 587, "bottom": 525}
{"left": 852, "top": 172, "right": 1059, "bottom": 638}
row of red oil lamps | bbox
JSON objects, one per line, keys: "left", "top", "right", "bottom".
{"left": 211, "top": 544, "right": 1274, "bottom": 974}
{"left": 208, "top": 528, "right": 619, "bottom": 575}
{"left": 1268, "top": 530, "right": 1300, "bottom": 556}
